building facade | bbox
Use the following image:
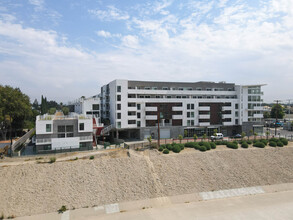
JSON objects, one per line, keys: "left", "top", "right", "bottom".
{"left": 35, "top": 112, "right": 93, "bottom": 153}
{"left": 99, "top": 80, "right": 265, "bottom": 140}
{"left": 70, "top": 95, "right": 101, "bottom": 118}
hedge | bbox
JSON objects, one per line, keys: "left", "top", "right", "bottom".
{"left": 269, "top": 141, "right": 277, "bottom": 147}
{"left": 226, "top": 142, "right": 238, "bottom": 149}
{"left": 241, "top": 142, "right": 248, "bottom": 148}
{"left": 253, "top": 142, "right": 265, "bottom": 148}
{"left": 277, "top": 141, "right": 284, "bottom": 147}
{"left": 163, "top": 149, "right": 169, "bottom": 154}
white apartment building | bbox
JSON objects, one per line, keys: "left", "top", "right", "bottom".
{"left": 100, "top": 80, "right": 265, "bottom": 140}
{"left": 35, "top": 112, "right": 93, "bottom": 153}
{"left": 70, "top": 95, "right": 101, "bottom": 118}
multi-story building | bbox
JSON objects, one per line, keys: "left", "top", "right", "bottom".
{"left": 35, "top": 112, "right": 93, "bottom": 153}
{"left": 70, "top": 95, "right": 101, "bottom": 118}
{"left": 100, "top": 80, "right": 265, "bottom": 140}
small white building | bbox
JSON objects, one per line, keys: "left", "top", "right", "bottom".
{"left": 35, "top": 112, "right": 93, "bottom": 153}
{"left": 70, "top": 95, "right": 101, "bottom": 118}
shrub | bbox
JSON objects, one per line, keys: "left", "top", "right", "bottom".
{"left": 221, "top": 140, "right": 228, "bottom": 145}
{"left": 241, "top": 142, "right": 248, "bottom": 148}
{"left": 49, "top": 157, "right": 56, "bottom": 163}
{"left": 198, "top": 141, "right": 204, "bottom": 146}
{"left": 215, "top": 141, "right": 222, "bottom": 145}
{"left": 178, "top": 143, "right": 185, "bottom": 150}
{"left": 172, "top": 145, "right": 181, "bottom": 153}
{"left": 210, "top": 142, "right": 216, "bottom": 149}
{"left": 58, "top": 205, "right": 67, "bottom": 213}
{"left": 185, "top": 142, "right": 193, "bottom": 148}
{"left": 269, "top": 137, "right": 278, "bottom": 142}
{"left": 277, "top": 141, "right": 284, "bottom": 147}
{"left": 280, "top": 138, "right": 288, "bottom": 146}
{"left": 226, "top": 142, "right": 238, "bottom": 149}
{"left": 160, "top": 144, "right": 166, "bottom": 149}
{"left": 89, "top": 156, "right": 94, "bottom": 160}
{"left": 253, "top": 142, "right": 265, "bottom": 148}
{"left": 203, "top": 142, "right": 211, "bottom": 150}
{"left": 269, "top": 141, "right": 277, "bottom": 147}
{"left": 260, "top": 139, "right": 268, "bottom": 145}
{"left": 247, "top": 140, "right": 252, "bottom": 145}
{"left": 163, "top": 149, "right": 169, "bottom": 154}
{"left": 198, "top": 145, "right": 206, "bottom": 152}
{"left": 158, "top": 146, "right": 164, "bottom": 151}
{"left": 166, "top": 144, "right": 173, "bottom": 151}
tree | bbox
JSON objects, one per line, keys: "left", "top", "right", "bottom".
{"left": 265, "top": 131, "right": 270, "bottom": 140}
{"left": 178, "top": 134, "right": 183, "bottom": 143}
{"left": 48, "top": 107, "right": 56, "bottom": 115}
{"left": 0, "top": 85, "right": 32, "bottom": 140}
{"left": 147, "top": 136, "right": 152, "bottom": 146}
{"left": 203, "top": 133, "right": 207, "bottom": 141}
{"left": 184, "top": 130, "right": 188, "bottom": 137}
{"left": 263, "top": 111, "right": 270, "bottom": 119}
{"left": 254, "top": 132, "right": 257, "bottom": 140}
{"left": 62, "top": 107, "right": 69, "bottom": 115}
{"left": 213, "top": 129, "right": 217, "bottom": 136}
{"left": 241, "top": 132, "right": 246, "bottom": 140}
{"left": 248, "top": 129, "right": 253, "bottom": 140}
{"left": 193, "top": 134, "right": 198, "bottom": 142}
{"left": 270, "top": 104, "right": 285, "bottom": 119}
{"left": 32, "top": 99, "right": 39, "bottom": 110}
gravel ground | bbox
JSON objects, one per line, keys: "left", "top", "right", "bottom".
{"left": 1, "top": 146, "right": 293, "bottom": 217}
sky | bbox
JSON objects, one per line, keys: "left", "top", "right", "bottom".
{"left": 0, "top": 0, "right": 293, "bottom": 104}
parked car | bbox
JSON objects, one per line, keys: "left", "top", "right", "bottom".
{"left": 211, "top": 133, "right": 224, "bottom": 140}
{"left": 232, "top": 134, "right": 242, "bottom": 139}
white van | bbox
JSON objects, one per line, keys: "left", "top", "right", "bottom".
{"left": 210, "top": 133, "right": 224, "bottom": 140}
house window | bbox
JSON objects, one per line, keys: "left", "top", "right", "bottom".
{"left": 117, "top": 104, "right": 121, "bottom": 110}
{"left": 137, "top": 121, "right": 141, "bottom": 127}
{"left": 128, "top": 120, "right": 136, "bottom": 124}
{"left": 137, "top": 104, "right": 141, "bottom": 110}
{"left": 92, "top": 104, "right": 99, "bottom": 110}
{"left": 117, "top": 95, "right": 121, "bottom": 101}
{"left": 137, "top": 112, "right": 141, "bottom": 118}
{"left": 235, "top": 104, "right": 239, "bottom": 109}
{"left": 191, "top": 120, "right": 194, "bottom": 126}
{"left": 79, "top": 123, "right": 84, "bottom": 131}
{"left": 191, "top": 104, "right": 194, "bottom": 109}
{"left": 187, "top": 104, "right": 190, "bottom": 110}
{"left": 187, "top": 112, "right": 191, "bottom": 118}
{"left": 117, "top": 113, "right": 121, "bottom": 119}
{"left": 191, "top": 112, "right": 194, "bottom": 117}
{"left": 46, "top": 124, "right": 51, "bottom": 132}
{"left": 58, "top": 125, "right": 65, "bottom": 133}
{"left": 117, "top": 86, "right": 121, "bottom": 92}
{"left": 117, "top": 122, "right": 121, "bottom": 128}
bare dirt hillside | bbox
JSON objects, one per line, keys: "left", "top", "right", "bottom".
{"left": 1, "top": 146, "right": 293, "bottom": 217}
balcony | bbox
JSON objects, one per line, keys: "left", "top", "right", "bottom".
{"left": 254, "top": 106, "right": 264, "bottom": 111}
{"left": 146, "top": 115, "right": 157, "bottom": 120}
{"left": 199, "top": 114, "right": 210, "bottom": 119}
{"left": 253, "top": 114, "right": 263, "bottom": 118}
{"left": 198, "top": 106, "right": 210, "bottom": 111}
{"left": 172, "top": 106, "right": 183, "bottom": 111}
{"left": 172, "top": 115, "right": 183, "bottom": 120}
{"left": 79, "top": 136, "right": 93, "bottom": 142}
{"left": 145, "top": 107, "right": 157, "bottom": 111}
{"left": 199, "top": 122, "right": 210, "bottom": 126}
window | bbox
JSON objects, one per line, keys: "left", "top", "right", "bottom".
{"left": 67, "top": 133, "right": 74, "bottom": 137}
{"left": 58, "top": 133, "right": 65, "bottom": 138}
{"left": 137, "top": 104, "right": 141, "bottom": 110}
{"left": 206, "top": 88, "right": 212, "bottom": 91}
{"left": 92, "top": 104, "right": 99, "bottom": 110}
{"left": 235, "top": 104, "right": 239, "bottom": 109}
{"left": 46, "top": 124, "right": 51, "bottom": 132}
{"left": 137, "top": 112, "right": 141, "bottom": 118}
{"left": 187, "top": 112, "right": 191, "bottom": 118}
{"left": 117, "top": 104, "right": 121, "bottom": 110}
{"left": 191, "top": 112, "right": 194, "bottom": 117}
{"left": 137, "top": 121, "right": 141, "bottom": 127}
{"left": 66, "top": 125, "right": 73, "bottom": 132}
{"left": 162, "top": 87, "right": 169, "bottom": 90}
{"left": 191, "top": 120, "right": 194, "bottom": 126}
{"left": 235, "top": 111, "right": 238, "bottom": 117}
{"left": 58, "top": 125, "right": 65, "bottom": 133}
{"left": 191, "top": 104, "right": 194, "bottom": 109}
{"left": 117, "top": 113, "right": 121, "bottom": 119}
{"left": 128, "top": 111, "right": 136, "bottom": 116}
{"left": 187, "top": 104, "right": 190, "bottom": 110}
{"left": 117, "top": 122, "right": 121, "bottom": 128}
{"left": 79, "top": 123, "right": 84, "bottom": 131}
{"left": 128, "top": 102, "right": 136, "bottom": 107}
{"left": 117, "top": 86, "right": 121, "bottom": 92}
{"left": 117, "top": 95, "right": 121, "bottom": 101}
{"left": 178, "top": 88, "right": 184, "bottom": 90}
{"left": 128, "top": 120, "right": 136, "bottom": 124}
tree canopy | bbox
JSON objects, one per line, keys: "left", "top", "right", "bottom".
{"left": 270, "top": 104, "right": 285, "bottom": 119}
{"left": 0, "top": 85, "right": 32, "bottom": 140}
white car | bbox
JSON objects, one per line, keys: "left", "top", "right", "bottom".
{"left": 211, "top": 133, "right": 224, "bottom": 140}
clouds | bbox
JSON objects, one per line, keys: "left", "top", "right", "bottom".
{"left": 89, "top": 6, "right": 129, "bottom": 21}
{"left": 0, "top": 0, "right": 293, "bottom": 102}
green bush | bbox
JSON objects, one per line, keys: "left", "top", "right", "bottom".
{"left": 260, "top": 139, "right": 268, "bottom": 145}
{"left": 279, "top": 138, "right": 288, "bottom": 146}
{"left": 172, "top": 145, "right": 181, "bottom": 153}
{"left": 215, "top": 141, "right": 222, "bottom": 145}
{"left": 203, "top": 142, "right": 211, "bottom": 150}
{"left": 226, "top": 142, "right": 238, "bottom": 149}
{"left": 163, "top": 149, "right": 169, "bottom": 154}
{"left": 178, "top": 143, "right": 185, "bottom": 150}
{"left": 160, "top": 144, "right": 166, "bottom": 149}
{"left": 58, "top": 205, "right": 67, "bottom": 213}
{"left": 158, "top": 146, "right": 164, "bottom": 151}
{"left": 221, "top": 140, "right": 228, "bottom": 145}
{"left": 49, "top": 157, "right": 56, "bottom": 163}
{"left": 185, "top": 142, "right": 194, "bottom": 148}
{"left": 247, "top": 140, "right": 252, "bottom": 145}
{"left": 269, "top": 141, "right": 277, "bottom": 147}
{"left": 241, "top": 142, "right": 248, "bottom": 148}
{"left": 253, "top": 142, "right": 265, "bottom": 148}
{"left": 166, "top": 144, "right": 173, "bottom": 151}
{"left": 210, "top": 142, "right": 216, "bottom": 149}
{"left": 277, "top": 141, "right": 284, "bottom": 147}
{"left": 198, "top": 145, "right": 206, "bottom": 152}
{"left": 89, "top": 156, "right": 94, "bottom": 160}
{"left": 269, "top": 137, "right": 278, "bottom": 142}
{"left": 198, "top": 141, "right": 204, "bottom": 146}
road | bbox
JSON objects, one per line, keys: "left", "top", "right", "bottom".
{"left": 16, "top": 189, "right": 293, "bottom": 220}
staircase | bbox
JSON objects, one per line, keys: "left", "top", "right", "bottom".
{"left": 100, "top": 124, "right": 114, "bottom": 136}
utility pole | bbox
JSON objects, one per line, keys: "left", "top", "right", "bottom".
{"left": 274, "top": 100, "right": 282, "bottom": 136}
{"left": 157, "top": 107, "right": 160, "bottom": 148}
{"left": 287, "top": 99, "right": 292, "bottom": 122}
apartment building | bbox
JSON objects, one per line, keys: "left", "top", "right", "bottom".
{"left": 70, "top": 95, "right": 101, "bottom": 118}
{"left": 35, "top": 112, "right": 93, "bottom": 153}
{"left": 100, "top": 80, "right": 265, "bottom": 140}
